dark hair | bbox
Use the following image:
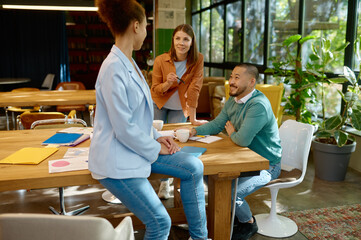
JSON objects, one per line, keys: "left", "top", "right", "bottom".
{"left": 236, "top": 63, "right": 259, "bottom": 81}
{"left": 96, "top": 0, "right": 145, "bottom": 36}
{"left": 169, "top": 24, "right": 199, "bottom": 66}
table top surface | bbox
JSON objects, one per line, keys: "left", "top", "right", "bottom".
{"left": 0, "top": 125, "right": 268, "bottom": 191}
{"left": 0, "top": 78, "right": 31, "bottom": 85}
{"left": 0, "top": 89, "right": 96, "bottom": 107}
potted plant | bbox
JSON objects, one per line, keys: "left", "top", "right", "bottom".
{"left": 268, "top": 35, "right": 360, "bottom": 181}
{"left": 312, "top": 65, "right": 360, "bottom": 181}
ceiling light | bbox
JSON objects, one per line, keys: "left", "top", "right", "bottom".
{"left": 2, "top": 5, "right": 98, "bottom": 11}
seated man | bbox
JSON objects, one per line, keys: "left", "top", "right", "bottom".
{"left": 189, "top": 63, "right": 282, "bottom": 240}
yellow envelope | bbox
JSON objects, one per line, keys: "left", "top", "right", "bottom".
{"left": 0, "top": 147, "right": 58, "bottom": 165}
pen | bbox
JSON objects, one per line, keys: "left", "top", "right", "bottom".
{"left": 196, "top": 135, "right": 206, "bottom": 138}
{"left": 177, "top": 77, "right": 185, "bottom": 84}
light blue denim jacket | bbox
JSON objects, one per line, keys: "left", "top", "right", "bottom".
{"left": 89, "top": 45, "right": 161, "bottom": 179}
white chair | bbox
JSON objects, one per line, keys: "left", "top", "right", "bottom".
{"left": 41, "top": 73, "right": 55, "bottom": 90}
{"left": 254, "top": 120, "right": 314, "bottom": 238}
{"left": 0, "top": 213, "right": 135, "bottom": 240}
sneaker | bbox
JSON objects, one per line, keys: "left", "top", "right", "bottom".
{"left": 231, "top": 216, "right": 258, "bottom": 240}
{"left": 158, "top": 179, "right": 171, "bottom": 199}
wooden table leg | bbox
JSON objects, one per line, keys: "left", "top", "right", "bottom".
{"left": 207, "top": 172, "right": 240, "bottom": 240}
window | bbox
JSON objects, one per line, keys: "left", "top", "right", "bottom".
{"left": 192, "top": 0, "right": 360, "bottom": 119}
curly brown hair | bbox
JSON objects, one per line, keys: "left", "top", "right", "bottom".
{"left": 95, "top": 0, "right": 145, "bottom": 36}
{"left": 169, "top": 24, "right": 199, "bottom": 66}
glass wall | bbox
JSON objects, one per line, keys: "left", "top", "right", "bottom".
{"left": 192, "top": 0, "right": 360, "bottom": 118}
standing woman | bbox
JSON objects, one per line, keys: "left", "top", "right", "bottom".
{"left": 89, "top": 1, "right": 208, "bottom": 240}
{"left": 151, "top": 24, "right": 207, "bottom": 126}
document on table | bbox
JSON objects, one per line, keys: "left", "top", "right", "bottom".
{"left": 63, "top": 148, "right": 89, "bottom": 158}
{"left": 196, "top": 135, "right": 223, "bottom": 144}
{"left": 48, "top": 156, "right": 88, "bottom": 173}
{"left": 0, "top": 147, "right": 58, "bottom": 165}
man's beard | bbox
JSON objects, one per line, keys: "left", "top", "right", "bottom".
{"left": 229, "top": 85, "right": 247, "bottom": 97}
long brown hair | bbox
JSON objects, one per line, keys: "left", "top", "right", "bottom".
{"left": 96, "top": 0, "right": 145, "bottom": 36}
{"left": 169, "top": 24, "right": 199, "bottom": 66}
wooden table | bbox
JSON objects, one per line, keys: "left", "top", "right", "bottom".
{"left": 0, "top": 126, "right": 268, "bottom": 239}
{"left": 0, "top": 90, "right": 96, "bottom": 107}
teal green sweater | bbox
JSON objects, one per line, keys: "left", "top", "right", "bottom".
{"left": 195, "top": 90, "right": 282, "bottom": 165}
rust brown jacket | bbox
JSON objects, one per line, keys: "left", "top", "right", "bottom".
{"left": 150, "top": 52, "right": 204, "bottom": 117}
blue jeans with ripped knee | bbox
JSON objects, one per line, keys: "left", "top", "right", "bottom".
{"left": 99, "top": 151, "right": 208, "bottom": 240}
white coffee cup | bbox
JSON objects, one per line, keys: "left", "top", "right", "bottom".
{"left": 153, "top": 120, "right": 164, "bottom": 131}
{"left": 176, "top": 129, "right": 190, "bottom": 143}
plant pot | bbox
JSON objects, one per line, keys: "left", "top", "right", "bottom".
{"left": 312, "top": 139, "right": 356, "bottom": 181}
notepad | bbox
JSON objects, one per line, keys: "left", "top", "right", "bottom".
{"left": 180, "top": 146, "right": 207, "bottom": 158}
{"left": 0, "top": 147, "right": 58, "bottom": 165}
{"left": 42, "top": 132, "right": 89, "bottom": 146}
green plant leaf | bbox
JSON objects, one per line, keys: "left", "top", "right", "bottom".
{"left": 324, "top": 39, "right": 331, "bottom": 51}
{"left": 283, "top": 35, "right": 301, "bottom": 47}
{"left": 325, "top": 115, "right": 342, "bottom": 130}
{"left": 264, "top": 68, "right": 274, "bottom": 74}
{"left": 316, "top": 130, "right": 331, "bottom": 138}
{"left": 309, "top": 53, "right": 320, "bottom": 61}
{"left": 345, "top": 92, "right": 358, "bottom": 102}
{"left": 343, "top": 66, "right": 357, "bottom": 85}
{"left": 335, "top": 42, "right": 350, "bottom": 52}
{"left": 329, "top": 77, "right": 347, "bottom": 84}
{"left": 334, "top": 130, "right": 348, "bottom": 147}
{"left": 350, "top": 110, "right": 361, "bottom": 130}
{"left": 299, "top": 35, "right": 316, "bottom": 45}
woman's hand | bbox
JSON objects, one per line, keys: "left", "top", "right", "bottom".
{"left": 166, "top": 72, "right": 178, "bottom": 85}
{"left": 225, "top": 121, "right": 236, "bottom": 136}
{"left": 157, "top": 136, "right": 180, "bottom": 155}
{"left": 191, "top": 119, "right": 208, "bottom": 126}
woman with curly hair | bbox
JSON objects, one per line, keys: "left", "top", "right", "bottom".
{"left": 88, "top": 1, "right": 208, "bottom": 239}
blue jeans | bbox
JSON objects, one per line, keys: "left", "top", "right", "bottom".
{"left": 99, "top": 151, "right": 208, "bottom": 240}
{"left": 235, "top": 163, "right": 281, "bottom": 223}
{"left": 153, "top": 103, "right": 187, "bottom": 124}
{"left": 154, "top": 103, "right": 187, "bottom": 182}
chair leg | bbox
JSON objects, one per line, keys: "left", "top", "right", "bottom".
{"left": 49, "top": 187, "right": 90, "bottom": 216}
{"left": 254, "top": 187, "right": 298, "bottom": 238}
{"left": 5, "top": 108, "right": 10, "bottom": 130}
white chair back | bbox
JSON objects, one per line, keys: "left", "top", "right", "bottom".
{"left": 0, "top": 213, "right": 134, "bottom": 240}
{"left": 41, "top": 73, "right": 55, "bottom": 90}
{"left": 279, "top": 120, "right": 314, "bottom": 182}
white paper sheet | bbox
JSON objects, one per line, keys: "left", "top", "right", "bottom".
{"left": 196, "top": 136, "right": 223, "bottom": 144}
{"left": 48, "top": 156, "right": 88, "bottom": 173}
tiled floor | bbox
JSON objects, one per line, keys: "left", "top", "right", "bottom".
{"left": 1, "top": 112, "right": 361, "bottom": 239}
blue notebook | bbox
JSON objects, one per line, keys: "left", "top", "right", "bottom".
{"left": 180, "top": 146, "right": 207, "bottom": 157}
{"left": 42, "top": 132, "right": 83, "bottom": 145}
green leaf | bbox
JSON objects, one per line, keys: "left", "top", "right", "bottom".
{"left": 350, "top": 110, "right": 361, "bottom": 130}
{"left": 335, "top": 42, "right": 350, "bottom": 52}
{"left": 325, "top": 115, "right": 342, "bottom": 130}
{"left": 264, "top": 68, "right": 274, "bottom": 74}
{"left": 299, "top": 35, "right": 316, "bottom": 45}
{"left": 329, "top": 77, "right": 347, "bottom": 84}
{"left": 345, "top": 92, "right": 358, "bottom": 102}
{"left": 283, "top": 35, "right": 301, "bottom": 47}
{"left": 343, "top": 66, "right": 356, "bottom": 85}
{"left": 316, "top": 130, "right": 331, "bottom": 138}
{"left": 334, "top": 130, "right": 348, "bottom": 147}
{"left": 309, "top": 54, "right": 320, "bottom": 61}
{"left": 324, "top": 39, "right": 331, "bottom": 51}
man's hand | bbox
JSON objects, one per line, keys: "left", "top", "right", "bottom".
{"left": 157, "top": 136, "right": 180, "bottom": 154}
{"left": 225, "top": 121, "right": 236, "bottom": 136}
{"left": 191, "top": 119, "right": 208, "bottom": 126}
